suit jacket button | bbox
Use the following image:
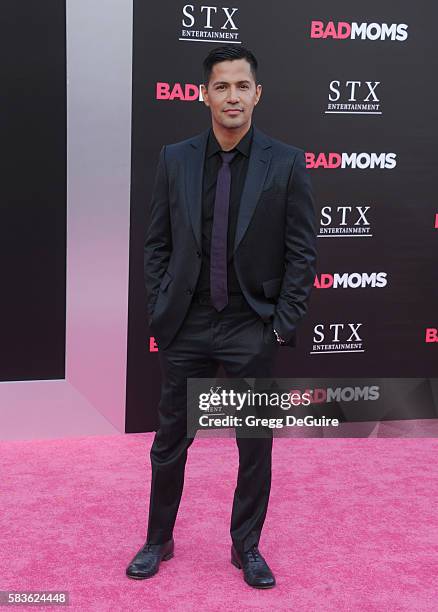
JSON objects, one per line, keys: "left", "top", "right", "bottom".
{"left": 196, "top": 251, "right": 201, "bottom": 258}
{"left": 186, "top": 289, "right": 193, "bottom": 295}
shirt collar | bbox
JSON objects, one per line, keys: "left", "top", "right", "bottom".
{"left": 206, "top": 124, "right": 253, "bottom": 159}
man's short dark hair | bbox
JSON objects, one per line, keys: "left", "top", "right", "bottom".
{"left": 202, "top": 45, "right": 258, "bottom": 86}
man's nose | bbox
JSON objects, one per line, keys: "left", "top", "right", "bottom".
{"left": 227, "top": 88, "right": 240, "bottom": 102}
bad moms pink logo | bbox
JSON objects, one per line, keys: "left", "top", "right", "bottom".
{"left": 306, "top": 152, "right": 397, "bottom": 169}
{"left": 310, "top": 21, "right": 408, "bottom": 41}
{"left": 156, "top": 82, "right": 201, "bottom": 101}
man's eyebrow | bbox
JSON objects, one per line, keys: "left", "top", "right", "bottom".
{"left": 212, "top": 80, "right": 251, "bottom": 86}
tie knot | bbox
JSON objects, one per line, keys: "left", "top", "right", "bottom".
{"left": 219, "top": 150, "right": 237, "bottom": 165}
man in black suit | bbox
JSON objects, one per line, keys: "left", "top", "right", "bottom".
{"left": 126, "top": 45, "right": 317, "bottom": 588}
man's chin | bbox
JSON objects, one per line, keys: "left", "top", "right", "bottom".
{"left": 218, "top": 116, "right": 249, "bottom": 129}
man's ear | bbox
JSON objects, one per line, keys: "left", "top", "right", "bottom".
{"left": 255, "top": 83, "right": 262, "bottom": 104}
{"left": 201, "top": 83, "right": 209, "bottom": 106}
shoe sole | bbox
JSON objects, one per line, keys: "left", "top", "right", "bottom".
{"left": 231, "top": 558, "right": 242, "bottom": 569}
{"left": 231, "top": 558, "right": 276, "bottom": 589}
{"left": 126, "top": 551, "right": 174, "bottom": 580}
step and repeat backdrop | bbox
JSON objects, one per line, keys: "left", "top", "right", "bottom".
{"left": 0, "top": 1, "right": 66, "bottom": 382}
{"left": 126, "top": 1, "right": 437, "bottom": 432}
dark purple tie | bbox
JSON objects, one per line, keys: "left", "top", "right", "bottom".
{"left": 210, "top": 150, "right": 237, "bottom": 311}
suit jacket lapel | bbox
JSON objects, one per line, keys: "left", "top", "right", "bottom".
{"left": 184, "top": 124, "right": 272, "bottom": 254}
{"left": 184, "top": 127, "right": 210, "bottom": 252}
{"left": 233, "top": 126, "right": 272, "bottom": 253}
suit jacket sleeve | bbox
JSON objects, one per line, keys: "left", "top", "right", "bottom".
{"left": 144, "top": 145, "right": 172, "bottom": 322}
{"left": 273, "top": 150, "right": 317, "bottom": 343}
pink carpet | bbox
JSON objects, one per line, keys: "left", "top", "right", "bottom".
{"left": 1, "top": 433, "right": 437, "bottom": 611}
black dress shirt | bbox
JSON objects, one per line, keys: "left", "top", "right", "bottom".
{"left": 195, "top": 124, "right": 253, "bottom": 295}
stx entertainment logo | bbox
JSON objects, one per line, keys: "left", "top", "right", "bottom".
{"left": 425, "top": 328, "right": 438, "bottom": 343}
{"left": 319, "top": 205, "right": 372, "bottom": 237}
{"left": 180, "top": 4, "right": 240, "bottom": 43}
{"left": 326, "top": 80, "right": 381, "bottom": 115}
{"left": 311, "top": 323, "right": 364, "bottom": 354}
{"left": 310, "top": 21, "right": 408, "bottom": 41}
{"left": 306, "top": 152, "right": 396, "bottom": 169}
{"left": 199, "top": 386, "right": 225, "bottom": 413}
{"left": 314, "top": 272, "right": 387, "bottom": 289}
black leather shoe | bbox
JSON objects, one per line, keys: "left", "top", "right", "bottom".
{"left": 231, "top": 544, "right": 276, "bottom": 589}
{"left": 126, "top": 538, "right": 174, "bottom": 579}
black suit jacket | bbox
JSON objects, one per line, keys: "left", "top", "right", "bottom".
{"left": 144, "top": 124, "right": 317, "bottom": 349}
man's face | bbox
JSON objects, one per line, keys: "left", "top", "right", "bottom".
{"left": 201, "top": 58, "right": 262, "bottom": 130}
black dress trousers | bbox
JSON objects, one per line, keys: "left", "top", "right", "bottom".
{"left": 146, "top": 294, "right": 279, "bottom": 553}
